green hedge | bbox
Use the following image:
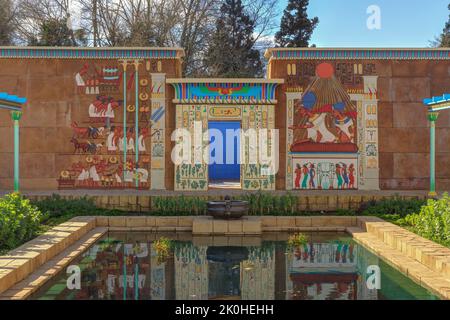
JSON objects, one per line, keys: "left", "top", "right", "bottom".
{"left": 0, "top": 193, "right": 44, "bottom": 253}
{"left": 403, "top": 193, "right": 450, "bottom": 247}
{"left": 31, "top": 194, "right": 125, "bottom": 226}
{"left": 358, "top": 196, "right": 426, "bottom": 222}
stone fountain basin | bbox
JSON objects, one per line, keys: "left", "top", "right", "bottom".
{"left": 207, "top": 200, "right": 249, "bottom": 220}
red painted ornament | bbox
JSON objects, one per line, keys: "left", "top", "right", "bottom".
{"left": 316, "top": 63, "right": 334, "bottom": 79}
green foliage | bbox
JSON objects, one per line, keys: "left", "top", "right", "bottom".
{"left": 287, "top": 233, "right": 308, "bottom": 247}
{"left": 359, "top": 196, "right": 426, "bottom": 222}
{"left": 275, "top": 0, "right": 319, "bottom": 47}
{"left": 32, "top": 194, "right": 124, "bottom": 226}
{"left": 152, "top": 196, "right": 207, "bottom": 216}
{"left": 0, "top": 193, "right": 44, "bottom": 253}
{"left": 403, "top": 194, "right": 450, "bottom": 247}
{"left": 239, "top": 192, "right": 299, "bottom": 215}
{"left": 28, "top": 18, "right": 86, "bottom": 47}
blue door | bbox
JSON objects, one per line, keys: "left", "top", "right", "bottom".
{"left": 208, "top": 121, "right": 241, "bottom": 182}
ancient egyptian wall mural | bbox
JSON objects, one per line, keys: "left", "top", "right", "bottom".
{"left": 58, "top": 58, "right": 168, "bottom": 190}
{"left": 1, "top": 47, "right": 449, "bottom": 191}
{"left": 170, "top": 81, "right": 281, "bottom": 191}
{"left": 285, "top": 61, "right": 379, "bottom": 190}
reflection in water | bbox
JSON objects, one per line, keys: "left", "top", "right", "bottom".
{"left": 29, "top": 233, "right": 438, "bottom": 300}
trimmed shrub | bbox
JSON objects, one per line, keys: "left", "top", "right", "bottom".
{"left": 32, "top": 194, "right": 124, "bottom": 225}
{"left": 359, "top": 196, "right": 426, "bottom": 222}
{"left": 0, "top": 193, "right": 44, "bottom": 252}
{"left": 403, "top": 193, "right": 450, "bottom": 247}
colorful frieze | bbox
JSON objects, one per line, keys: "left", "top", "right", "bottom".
{"left": 170, "top": 81, "right": 280, "bottom": 104}
{"left": 291, "top": 157, "right": 358, "bottom": 190}
{"left": 266, "top": 48, "right": 450, "bottom": 60}
{"left": 0, "top": 47, "right": 183, "bottom": 59}
{"left": 58, "top": 59, "right": 168, "bottom": 190}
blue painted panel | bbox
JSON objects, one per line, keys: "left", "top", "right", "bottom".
{"left": 208, "top": 121, "right": 241, "bottom": 181}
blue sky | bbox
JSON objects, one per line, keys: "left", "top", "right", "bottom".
{"left": 276, "top": 0, "right": 449, "bottom": 47}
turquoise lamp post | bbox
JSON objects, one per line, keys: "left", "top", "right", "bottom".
{"left": 0, "top": 92, "right": 27, "bottom": 192}
{"left": 423, "top": 94, "right": 450, "bottom": 198}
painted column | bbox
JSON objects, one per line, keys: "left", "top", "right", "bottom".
{"left": 360, "top": 76, "right": 380, "bottom": 190}
{"left": 285, "top": 92, "right": 303, "bottom": 190}
{"left": 120, "top": 60, "right": 129, "bottom": 181}
{"left": 11, "top": 111, "right": 22, "bottom": 192}
{"left": 133, "top": 60, "right": 141, "bottom": 188}
{"left": 150, "top": 73, "right": 166, "bottom": 190}
{"left": 428, "top": 112, "right": 439, "bottom": 197}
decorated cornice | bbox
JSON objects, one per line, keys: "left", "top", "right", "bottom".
{"left": 423, "top": 94, "right": 450, "bottom": 112}
{"left": 0, "top": 47, "right": 185, "bottom": 59}
{"left": 167, "top": 79, "right": 283, "bottom": 104}
{"left": 265, "top": 48, "right": 450, "bottom": 60}
{"left": 0, "top": 92, "right": 27, "bottom": 112}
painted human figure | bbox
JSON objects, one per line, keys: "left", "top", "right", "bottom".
{"left": 107, "top": 126, "right": 119, "bottom": 152}
{"left": 290, "top": 106, "right": 336, "bottom": 144}
{"left": 301, "top": 164, "right": 309, "bottom": 189}
{"left": 348, "top": 164, "right": 355, "bottom": 189}
{"left": 333, "top": 109, "right": 355, "bottom": 143}
{"left": 306, "top": 113, "right": 336, "bottom": 143}
{"left": 138, "top": 128, "right": 149, "bottom": 153}
{"left": 294, "top": 163, "right": 302, "bottom": 189}
{"left": 342, "top": 164, "right": 349, "bottom": 189}
{"left": 75, "top": 63, "right": 89, "bottom": 93}
{"left": 308, "top": 163, "right": 316, "bottom": 189}
{"left": 336, "top": 164, "right": 343, "bottom": 189}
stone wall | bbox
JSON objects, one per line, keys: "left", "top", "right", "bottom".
{"left": 1, "top": 48, "right": 449, "bottom": 191}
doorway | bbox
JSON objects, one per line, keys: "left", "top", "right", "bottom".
{"left": 208, "top": 121, "right": 241, "bottom": 189}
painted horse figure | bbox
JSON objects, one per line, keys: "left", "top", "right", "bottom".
{"left": 71, "top": 122, "right": 104, "bottom": 139}
{"left": 70, "top": 138, "right": 90, "bottom": 154}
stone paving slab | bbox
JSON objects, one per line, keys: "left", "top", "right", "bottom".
{"left": 0, "top": 217, "right": 96, "bottom": 295}
{"left": 0, "top": 228, "right": 107, "bottom": 300}
{"left": 356, "top": 217, "right": 450, "bottom": 278}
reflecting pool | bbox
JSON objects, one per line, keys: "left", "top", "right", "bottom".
{"left": 29, "top": 232, "right": 439, "bottom": 300}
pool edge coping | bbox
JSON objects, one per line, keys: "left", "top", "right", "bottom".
{"left": 0, "top": 215, "right": 449, "bottom": 300}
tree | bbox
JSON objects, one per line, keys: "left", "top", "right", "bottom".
{"left": 29, "top": 18, "right": 86, "bottom": 46}
{"left": 0, "top": 0, "right": 15, "bottom": 45}
{"left": 275, "top": 0, "right": 318, "bottom": 47}
{"left": 206, "top": 0, "right": 262, "bottom": 77}
{"left": 438, "top": 4, "right": 449, "bottom": 47}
